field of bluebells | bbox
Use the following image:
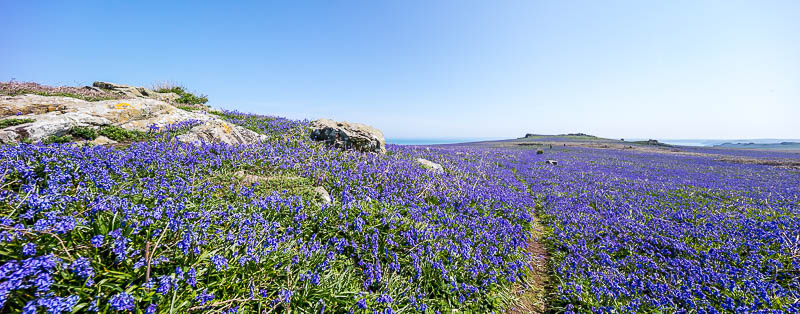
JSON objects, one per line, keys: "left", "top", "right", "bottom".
{"left": 0, "top": 111, "right": 537, "bottom": 313}
{"left": 1, "top": 108, "right": 799, "bottom": 313}
{"left": 503, "top": 145, "right": 799, "bottom": 312}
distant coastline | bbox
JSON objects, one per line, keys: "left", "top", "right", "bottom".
{"left": 627, "top": 138, "right": 800, "bottom": 147}
{"left": 391, "top": 137, "right": 800, "bottom": 147}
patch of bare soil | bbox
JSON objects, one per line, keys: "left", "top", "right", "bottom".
{"left": 507, "top": 221, "right": 550, "bottom": 314}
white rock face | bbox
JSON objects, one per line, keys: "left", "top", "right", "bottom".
{"left": 309, "top": 118, "right": 386, "bottom": 154}
{"left": 176, "top": 120, "right": 266, "bottom": 145}
{"left": 0, "top": 94, "right": 264, "bottom": 145}
{"left": 415, "top": 158, "right": 444, "bottom": 173}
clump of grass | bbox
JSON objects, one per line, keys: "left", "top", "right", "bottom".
{"left": 0, "top": 118, "right": 35, "bottom": 128}
{"left": 98, "top": 125, "right": 149, "bottom": 142}
{"left": 68, "top": 126, "right": 98, "bottom": 140}
{"left": 41, "top": 134, "right": 73, "bottom": 145}
{"left": 536, "top": 149, "right": 544, "bottom": 155}
{"left": 176, "top": 105, "right": 198, "bottom": 112}
{"left": 153, "top": 82, "right": 208, "bottom": 104}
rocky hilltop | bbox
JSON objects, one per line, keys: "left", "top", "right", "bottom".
{"left": 0, "top": 81, "right": 386, "bottom": 152}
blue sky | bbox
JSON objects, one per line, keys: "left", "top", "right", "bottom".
{"left": 2, "top": 1, "right": 798, "bottom": 140}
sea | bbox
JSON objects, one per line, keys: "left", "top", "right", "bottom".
{"left": 389, "top": 138, "right": 800, "bottom": 147}
{"left": 629, "top": 139, "right": 800, "bottom": 147}
{"left": 387, "top": 138, "right": 505, "bottom": 145}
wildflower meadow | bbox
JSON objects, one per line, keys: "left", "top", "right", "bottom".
{"left": 1, "top": 111, "right": 798, "bottom": 313}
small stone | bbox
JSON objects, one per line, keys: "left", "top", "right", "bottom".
{"left": 90, "top": 135, "right": 117, "bottom": 145}
{"left": 313, "top": 186, "right": 332, "bottom": 205}
{"left": 415, "top": 158, "right": 444, "bottom": 173}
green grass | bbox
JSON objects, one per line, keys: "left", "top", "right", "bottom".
{"left": 97, "top": 125, "right": 149, "bottom": 142}
{"left": 0, "top": 118, "right": 35, "bottom": 128}
{"left": 41, "top": 134, "right": 73, "bottom": 145}
{"left": 176, "top": 105, "right": 198, "bottom": 112}
{"left": 68, "top": 126, "right": 98, "bottom": 140}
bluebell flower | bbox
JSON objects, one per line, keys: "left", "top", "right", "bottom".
{"left": 109, "top": 292, "right": 135, "bottom": 311}
{"left": 278, "top": 288, "right": 293, "bottom": 303}
{"left": 90, "top": 235, "right": 104, "bottom": 248}
{"left": 22, "top": 242, "right": 36, "bottom": 256}
{"left": 146, "top": 304, "right": 157, "bottom": 314}
{"left": 210, "top": 254, "right": 228, "bottom": 271}
{"left": 195, "top": 289, "right": 214, "bottom": 305}
{"left": 187, "top": 267, "right": 197, "bottom": 287}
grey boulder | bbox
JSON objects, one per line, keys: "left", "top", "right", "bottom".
{"left": 309, "top": 118, "right": 386, "bottom": 154}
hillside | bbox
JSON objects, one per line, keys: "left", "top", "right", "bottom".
{"left": 1, "top": 82, "right": 799, "bottom": 313}
{"left": 0, "top": 82, "right": 542, "bottom": 313}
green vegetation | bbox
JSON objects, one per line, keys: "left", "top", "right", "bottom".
{"left": 155, "top": 86, "right": 209, "bottom": 104}
{"left": 0, "top": 118, "right": 35, "bottom": 128}
{"left": 68, "top": 126, "right": 98, "bottom": 140}
{"left": 98, "top": 125, "right": 149, "bottom": 142}
{"left": 176, "top": 105, "right": 198, "bottom": 111}
{"left": 41, "top": 134, "right": 73, "bottom": 144}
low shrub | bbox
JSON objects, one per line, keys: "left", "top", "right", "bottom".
{"left": 41, "top": 134, "right": 73, "bottom": 144}
{"left": 0, "top": 118, "right": 35, "bottom": 128}
{"left": 68, "top": 126, "right": 98, "bottom": 140}
{"left": 98, "top": 125, "right": 148, "bottom": 142}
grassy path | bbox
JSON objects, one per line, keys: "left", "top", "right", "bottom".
{"left": 506, "top": 171, "right": 552, "bottom": 313}
{"left": 506, "top": 216, "right": 550, "bottom": 313}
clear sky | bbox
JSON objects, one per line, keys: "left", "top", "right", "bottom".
{"left": 2, "top": 1, "right": 798, "bottom": 140}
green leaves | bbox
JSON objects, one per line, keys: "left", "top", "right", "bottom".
{"left": 0, "top": 118, "right": 35, "bottom": 128}
{"left": 97, "top": 125, "right": 149, "bottom": 142}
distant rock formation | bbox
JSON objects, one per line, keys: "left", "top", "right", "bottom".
{"left": 560, "top": 133, "right": 596, "bottom": 137}
{"left": 309, "top": 118, "right": 386, "bottom": 154}
{"left": 92, "top": 81, "right": 180, "bottom": 102}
